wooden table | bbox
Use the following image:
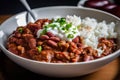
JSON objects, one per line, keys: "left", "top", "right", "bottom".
{"left": 0, "top": 15, "right": 120, "bottom": 80}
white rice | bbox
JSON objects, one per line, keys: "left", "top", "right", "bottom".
{"left": 77, "top": 16, "right": 117, "bottom": 56}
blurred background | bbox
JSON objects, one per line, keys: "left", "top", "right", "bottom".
{"left": 0, "top": 0, "right": 80, "bottom": 14}
{"left": 0, "top": 0, "right": 120, "bottom": 17}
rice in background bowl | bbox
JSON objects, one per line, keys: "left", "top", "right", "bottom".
{"left": 0, "top": 6, "right": 120, "bottom": 77}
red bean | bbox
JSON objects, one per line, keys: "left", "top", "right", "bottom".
{"left": 84, "top": 55, "right": 91, "bottom": 61}
{"left": 8, "top": 37, "right": 17, "bottom": 43}
{"left": 69, "top": 42, "right": 77, "bottom": 49}
{"left": 74, "top": 49, "right": 82, "bottom": 55}
{"left": 77, "top": 43, "right": 84, "bottom": 48}
{"left": 14, "top": 32, "right": 21, "bottom": 38}
{"left": 43, "top": 45, "right": 52, "bottom": 50}
{"left": 27, "top": 22, "right": 41, "bottom": 32}
{"left": 46, "top": 32, "right": 54, "bottom": 37}
{"left": 47, "top": 40, "right": 57, "bottom": 47}
{"left": 35, "top": 19, "right": 51, "bottom": 28}
{"left": 49, "top": 37, "right": 60, "bottom": 42}
{"left": 40, "top": 35, "right": 49, "bottom": 40}
{"left": 29, "top": 38, "right": 36, "bottom": 49}
{"left": 22, "top": 34, "right": 33, "bottom": 41}
{"left": 16, "top": 39, "right": 24, "bottom": 45}
{"left": 7, "top": 44, "right": 19, "bottom": 55}
{"left": 39, "top": 50, "right": 53, "bottom": 62}
{"left": 37, "top": 41, "right": 43, "bottom": 46}
{"left": 72, "top": 36, "right": 79, "bottom": 43}
{"left": 58, "top": 40, "right": 69, "bottom": 51}
{"left": 55, "top": 52, "right": 70, "bottom": 61}
{"left": 8, "top": 48, "right": 19, "bottom": 55}
{"left": 72, "top": 56, "right": 80, "bottom": 62}
{"left": 24, "top": 28, "right": 32, "bottom": 34}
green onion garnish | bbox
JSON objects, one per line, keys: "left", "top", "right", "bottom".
{"left": 67, "top": 34, "right": 74, "bottom": 38}
{"left": 73, "top": 28, "right": 76, "bottom": 30}
{"left": 40, "top": 29, "right": 47, "bottom": 36}
{"left": 56, "top": 18, "right": 66, "bottom": 26}
{"left": 50, "top": 24, "right": 57, "bottom": 29}
{"left": 51, "top": 18, "right": 55, "bottom": 22}
{"left": 62, "top": 27, "right": 65, "bottom": 30}
{"left": 18, "top": 28, "right": 23, "bottom": 33}
{"left": 37, "top": 46, "right": 42, "bottom": 52}
{"left": 44, "top": 23, "right": 57, "bottom": 29}
{"left": 65, "top": 31, "right": 69, "bottom": 33}
{"left": 65, "top": 23, "right": 72, "bottom": 30}
{"left": 77, "top": 25, "right": 81, "bottom": 29}
{"left": 44, "top": 25, "right": 49, "bottom": 28}
{"left": 72, "top": 31, "right": 76, "bottom": 34}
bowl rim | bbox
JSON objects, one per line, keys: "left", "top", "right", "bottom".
{"left": 32, "top": 6, "right": 120, "bottom": 20}
{"left": 0, "top": 6, "right": 120, "bottom": 65}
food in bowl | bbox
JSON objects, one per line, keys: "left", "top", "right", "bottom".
{"left": 6, "top": 15, "right": 117, "bottom": 63}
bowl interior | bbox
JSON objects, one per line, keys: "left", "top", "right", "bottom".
{"left": 0, "top": 6, "right": 120, "bottom": 62}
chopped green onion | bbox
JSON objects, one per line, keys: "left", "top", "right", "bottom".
{"left": 73, "top": 28, "right": 76, "bottom": 30}
{"left": 65, "top": 31, "right": 69, "bottom": 33}
{"left": 44, "top": 24, "right": 51, "bottom": 28}
{"left": 44, "top": 23, "right": 57, "bottom": 29}
{"left": 37, "top": 46, "right": 42, "bottom": 52}
{"left": 62, "top": 27, "right": 65, "bottom": 30}
{"left": 40, "top": 29, "right": 47, "bottom": 36}
{"left": 56, "top": 18, "right": 60, "bottom": 22}
{"left": 56, "top": 18, "right": 65, "bottom": 22}
{"left": 56, "top": 18, "right": 66, "bottom": 26}
{"left": 77, "top": 25, "right": 81, "bottom": 29}
{"left": 50, "top": 24, "right": 57, "bottom": 29}
{"left": 44, "top": 25, "right": 49, "bottom": 28}
{"left": 18, "top": 28, "right": 23, "bottom": 33}
{"left": 72, "top": 31, "right": 76, "bottom": 34}
{"left": 65, "top": 23, "right": 72, "bottom": 30}
{"left": 51, "top": 18, "right": 55, "bottom": 22}
{"left": 67, "top": 34, "right": 74, "bottom": 38}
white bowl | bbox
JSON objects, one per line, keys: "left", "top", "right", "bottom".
{"left": 0, "top": 6, "right": 120, "bottom": 77}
